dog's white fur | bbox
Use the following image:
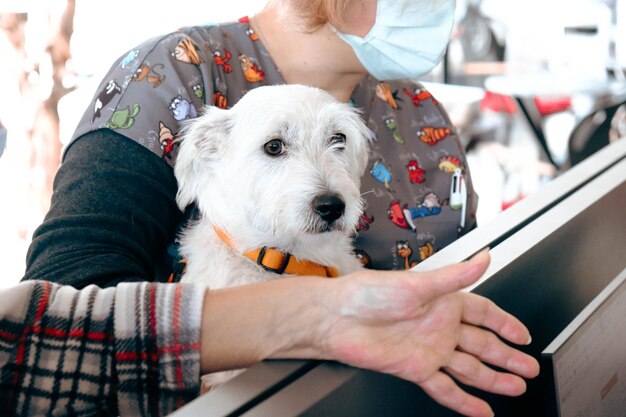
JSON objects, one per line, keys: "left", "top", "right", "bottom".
{"left": 174, "top": 84, "right": 371, "bottom": 389}
{"left": 174, "top": 85, "right": 371, "bottom": 289}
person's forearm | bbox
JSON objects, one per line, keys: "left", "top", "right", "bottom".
{"left": 200, "top": 276, "right": 334, "bottom": 374}
{"left": 0, "top": 280, "right": 204, "bottom": 417}
{"left": 23, "top": 130, "right": 181, "bottom": 288}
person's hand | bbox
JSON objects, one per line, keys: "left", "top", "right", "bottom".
{"left": 318, "top": 249, "right": 539, "bottom": 417}
{"left": 200, "top": 249, "right": 538, "bottom": 417}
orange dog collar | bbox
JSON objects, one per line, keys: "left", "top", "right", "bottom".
{"left": 214, "top": 227, "right": 340, "bottom": 278}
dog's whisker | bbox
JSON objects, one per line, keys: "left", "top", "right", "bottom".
{"left": 360, "top": 190, "right": 375, "bottom": 197}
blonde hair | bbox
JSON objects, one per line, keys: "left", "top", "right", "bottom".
{"left": 270, "top": 0, "right": 353, "bottom": 31}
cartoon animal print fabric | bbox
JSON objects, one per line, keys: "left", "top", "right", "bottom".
{"left": 69, "top": 18, "right": 477, "bottom": 272}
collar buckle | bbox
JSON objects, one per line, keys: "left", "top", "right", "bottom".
{"left": 256, "top": 246, "right": 291, "bottom": 274}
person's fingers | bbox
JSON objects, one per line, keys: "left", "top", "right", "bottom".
{"left": 458, "top": 324, "right": 540, "bottom": 379}
{"left": 461, "top": 292, "right": 532, "bottom": 346}
{"left": 406, "top": 249, "right": 491, "bottom": 304}
{"left": 444, "top": 350, "right": 528, "bottom": 397}
{"left": 419, "top": 371, "right": 494, "bottom": 417}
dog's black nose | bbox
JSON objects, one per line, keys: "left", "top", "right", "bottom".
{"left": 312, "top": 193, "right": 345, "bottom": 223}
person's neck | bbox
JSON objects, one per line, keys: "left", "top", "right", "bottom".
{"left": 250, "top": 6, "right": 368, "bottom": 103}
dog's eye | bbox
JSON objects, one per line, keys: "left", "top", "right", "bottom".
{"left": 330, "top": 133, "right": 346, "bottom": 149}
{"left": 264, "top": 139, "right": 285, "bottom": 157}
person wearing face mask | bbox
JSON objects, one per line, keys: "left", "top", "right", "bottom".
{"left": 26, "top": 0, "right": 477, "bottom": 280}
{"left": 11, "top": 1, "right": 540, "bottom": 417}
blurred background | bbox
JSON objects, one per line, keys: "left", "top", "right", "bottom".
{"left": 1, "top": 0, "right": 625, "bottom": 288}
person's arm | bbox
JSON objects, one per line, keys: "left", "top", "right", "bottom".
{"left": 0, "top": 280, "right": 204, "bottom": 417}
{"left": 6, "top": 251, "right": 537, "bottom": 417}
{"left": 23, "top": 129, "right": 182, "bottom": 288}
{"left": 199, "top": 250, "right": 539, "bottom": 417}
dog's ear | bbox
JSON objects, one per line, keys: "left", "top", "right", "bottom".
{"left": 174, "top": 105, "right": 232, "bottom": 210}
{"left": 345, "top": 109, "right": 374, "bottom": 177}
{"left": 356, "top": 124, "right": 374, "bottom": 177}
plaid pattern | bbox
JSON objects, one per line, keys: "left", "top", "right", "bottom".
{"left": 0, "top": 281, "right": 204, "bottom": 416}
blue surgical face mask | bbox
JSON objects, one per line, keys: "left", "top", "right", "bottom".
{"left": 333, "top": 0, "right": 456, "bottom": 80}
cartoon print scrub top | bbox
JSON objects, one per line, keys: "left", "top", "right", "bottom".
{"left": 69, "top": 18, "right": 478, "bottom": 275}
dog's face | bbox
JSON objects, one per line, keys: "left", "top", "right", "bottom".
{"left": 175, "top": 85, "right": 371, "bottom": 249}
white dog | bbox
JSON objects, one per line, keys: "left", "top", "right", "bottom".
{"left": 174, "top": 85, "right": 370, "bottom": 389}
{"left": 174, "top": 85, "right": 371, "bottom": 289}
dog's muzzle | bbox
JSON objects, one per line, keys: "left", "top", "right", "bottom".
{"left": 312, "top": 193, "right": 345, "bottom": 227}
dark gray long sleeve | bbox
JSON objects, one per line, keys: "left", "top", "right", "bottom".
{"left": 23, "top": 129, "right": 183, "bottom": 288}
